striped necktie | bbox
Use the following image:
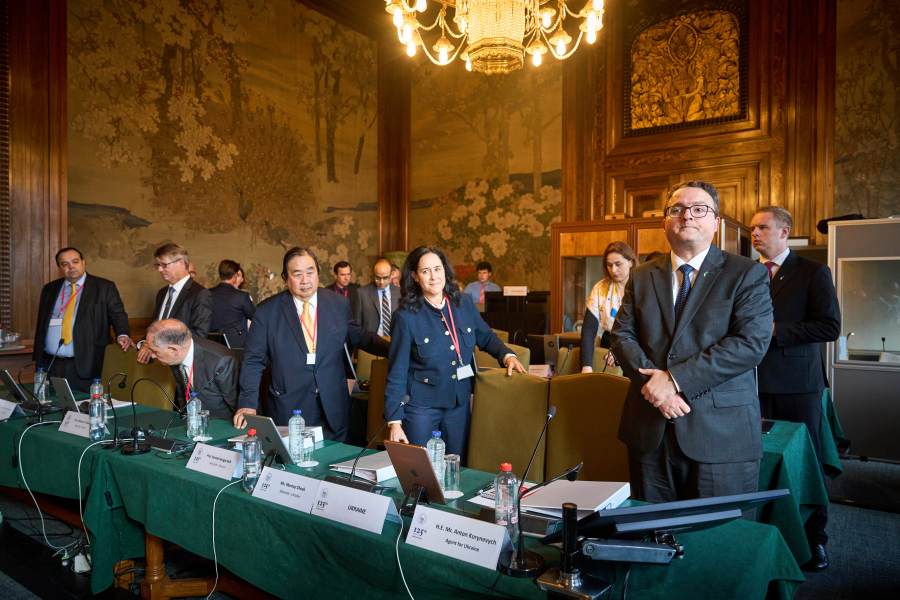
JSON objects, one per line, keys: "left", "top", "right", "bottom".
{"left": 381, "top": 289, "right": 391, "bottom": 336}
{"left": 674, "top": 264, "right": 694, "bottom": 320}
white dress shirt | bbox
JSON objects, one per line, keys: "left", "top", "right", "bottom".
{"left": 759, "top": 247, "right": 790, "bottom": 278}
{"left": 158, "top": 275, "right": 192, "bottom": 320}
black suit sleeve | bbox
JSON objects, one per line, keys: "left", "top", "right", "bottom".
{"left": 668, "top": 263, "right": 773, "bottom": 401}
{"left": 611, "top": 276, "right": 659, "bottom": 379}
{"left": 105, "top": 281, "right": 131, "bottom": 337}
{"left": 31, "top": 284, "right": 54, "bottom": 362}
{"left": 189, "top": 288, "right": 213, "bottom": 338}
{"left": 344, "top": 297, "right": 389, "bottom": 357}
{"left": 238, "top": 303, "right": 269, "bottom": 410}
{"left": 240, "top": 292, "right": 256, "bottom": 321}
{"left": 213, "top": 354, "right": 238, "bottom": 413}
{"left": 774, "top": 264, "right": 841, "bottom": 347}
{"left": 580, "top": 309, "right": 599, "bottom": 367}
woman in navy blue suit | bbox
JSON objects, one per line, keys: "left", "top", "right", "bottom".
{"left": 385, "top": 246, "right": 526, "bottom": 457}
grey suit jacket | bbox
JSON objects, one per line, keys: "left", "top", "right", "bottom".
{"left": 611, "top": 246, "right": 773, "bottom": 463}
{"left": 172, "top": 337, "right": 237, "bottom": 420}
{"left": 355, "top": 284, "right": 400, "bottom": 335}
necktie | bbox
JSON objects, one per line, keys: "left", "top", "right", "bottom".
{"left": 301, "top": 300, "right": 315, "bottom": 351}
{"left": 162, "top": 286, "right": 175, "bottom": 319}
{"left": 674, "top": 264, "right": 695, "bottom": 320}
{"left": 61, "top": 282, "right": 77, "bottom": 345}
{"left": 764, "top": 261, "right": 776, "bottom": 280}
{"left": 381, "top": 289, "right": 391, "bottom": 336}
{"left": 479, "top": 283, "right": 485, "bottom": 304}
{"left": 180, "top": 365, "right": 190, "bottom": 391}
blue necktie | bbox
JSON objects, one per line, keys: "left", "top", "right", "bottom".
{"left": 674, "top": 264, "right": 694, "bottom": 320}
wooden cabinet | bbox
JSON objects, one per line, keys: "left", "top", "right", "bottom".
{"left": 550, "top": 216, "right": 750, "bottom": 333}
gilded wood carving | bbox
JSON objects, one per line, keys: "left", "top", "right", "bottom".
{"left": 629, "top": 10, "right": 740, "bottom": 130}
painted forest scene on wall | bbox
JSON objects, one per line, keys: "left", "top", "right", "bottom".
{"left": 67, "top": 0, "right": 378, "bottom": 315}
{"left": 409, "top": 59, "right": 562, "bottom": 291}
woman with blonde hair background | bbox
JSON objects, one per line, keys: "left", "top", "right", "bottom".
{"left": 581, "top": 241, "right": 637, "bottom": 372}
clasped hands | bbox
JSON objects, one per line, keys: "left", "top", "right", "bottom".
{"left": 638, "top": 368, "right": 691, "bottom": 420}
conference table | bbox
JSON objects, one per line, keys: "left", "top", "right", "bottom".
{"left": 0, "top": 406, "right": 809, "bottom": 599}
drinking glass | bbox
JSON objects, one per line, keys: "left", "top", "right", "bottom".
{"left": 443, "top": 454, "right": 462, "bottom": 499}
{"left": 298, "top": 428, "right": 318, "bottom": 467}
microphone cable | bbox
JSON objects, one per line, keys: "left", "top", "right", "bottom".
{"left": 206, "top": 479, "right": 242, "bottom": 600}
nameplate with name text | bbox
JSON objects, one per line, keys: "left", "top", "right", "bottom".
{"left": 503, "top": 285, "right": 528, "bottom": 297}
{"left": 58, "top": 411, "right": 92, "bottom": 438}
{"left": 310, "top": 480, "right": 400, "bottom": 534}
{"left": 186, "top": 443, "right": 240, "bottom": 481}
{"left": 252, "top": 466, "right": 321, "bottom": 513}
{"left": 0, "top": 399, "right": 18, "bottom": 421}
{"left": 405, "top": 504, "right": 508, "bottom": 570}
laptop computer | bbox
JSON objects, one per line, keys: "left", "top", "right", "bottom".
{"left": 384, "top": 440, "right": 446, "bottom": 506}
{"left": 245, "top": 414, "right": 294, "bottom": 466}
{"left": 49, "top": 376, "right": 87, "bottom": 413}
{"left": 0, "top": 369, "right": 43, "bottom": 412}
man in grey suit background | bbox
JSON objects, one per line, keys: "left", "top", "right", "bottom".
{"left": 355, "top": 257, "right": 400, "bottom": 338}
{"left": 611, "top": 181, "right": 773, "bottom": 501}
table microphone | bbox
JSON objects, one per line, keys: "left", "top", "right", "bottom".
{"left": 24, "top": 340, "right": 64, "bottom": 423}
{"left": 103, "top": 372, "right": 127, "bottom": 449}
{"left": 123, "top": 377, "right": 177, "bottom": 455}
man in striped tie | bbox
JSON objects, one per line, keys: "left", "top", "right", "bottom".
{"left": 355, "top": 258, "right": 400, "bottom": 338}
{"left": 612, "top": 181, "right": 773, "bottom": 503}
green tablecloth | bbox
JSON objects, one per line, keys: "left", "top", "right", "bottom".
{"left": 820, "top": 388, "right": 845, "bottom": 476}
{"left": 1, "top": 409, "right": 805, "bottom": 598}
{"left": 760, "top": 421, "right": 830, "bottom": 565}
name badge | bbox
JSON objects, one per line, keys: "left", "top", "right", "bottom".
{"left": 252, "top": 466, "right": 321, "bottom": 513}
{"left": 306, "top": 353, "right": 316, "bottom": 365}
{"left": 186, "top": 443, "right": 241, "bottom": 481}
{"left": 310, "top": 480, "right": 400, "bottom": 535}
{"left": 456, "top": 364, "right": 475, "bottom": 380}
{"left": 0, "top": 398, "right": 19, "bottom": 421}
{"left": 49, "top": 318, "right": 63, "bottom": 327}
{"left": 58, "top": 412, "right": 92, "bottom": 438}
{"left": 406, "top": 505, "right": 508, "bottom": 570}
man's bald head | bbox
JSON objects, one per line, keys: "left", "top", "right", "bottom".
{"left": 145, "top": 319, "right": 192, "bottom": 365}
{"left": 373, "top": 258, "right": 392, "bottom": 290}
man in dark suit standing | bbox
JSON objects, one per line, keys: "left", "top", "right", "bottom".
{"left": 209, "top": 259, "right": 255, "bottom": 346}
{"left": 612, "top": 181, "right": 773, "bottom": 502}
{"left": 234, "top": 247, "right": 388, "bottom": 440}
{"left": 325, "top": 260, "right": 359, "bottom": 309}
{"left": 32, "top": 247, "right": 131, "bottom": 392}
{"left": 137, "top": 243, "right": 212, "bottom": 363}
{"left": 751, "top": 206, "right": 840, "bottom": 571}
{"left": 143, "top": 319, "right": 237, "bottom": 419}
{"left": 355, "top": 258, "right": 400, "bottom": 337}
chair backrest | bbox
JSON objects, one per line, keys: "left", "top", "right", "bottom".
{"left": 554, "top": 346, "right": 623, "bottom": 377}
{"left": 475, "top": 342, "right": 532, "bottom": 371}
{"left": 366, "top": 358, "right": 389, "bottom": 439}
{"left": 507, "top": 342, "right": 531, "bottom": 369}
{"left": 100, "top": 344, "right": 132, "bottom": 390}
{"left": 468, "top": 370, "right": 550, "bottom": 479}
{"left": 546, "top": 373, "right": 631, "bottom": 482}
{"left": 356, "top": 349, "right": 378, "bottom": 382}
{"left": 130, "top": 357, "right": 177, "bottom": 411}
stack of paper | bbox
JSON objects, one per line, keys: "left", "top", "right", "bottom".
{"left": 329, "top": 451, "right": 397, "bottom": 484}
{"left": 521, "top": 480, "right": 630, "bottom": 517}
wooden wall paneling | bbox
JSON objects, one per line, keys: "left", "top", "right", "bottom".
{"left": 376, "top": 41, "right": 410, "bottom": 254}
{"left": 8, "top": 0, "right": 66, "bottom": 335}
{"left": 560, "top": 45, "right": 598, "bottom": 223}
{"left": 0, "top": 0, "right": 11, "bottom": 329}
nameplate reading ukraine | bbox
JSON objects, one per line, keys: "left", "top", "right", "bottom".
{"left": 251, "top": 466, "right": 320, "bottom": 513}
{"left": 58, "top": 411, "right": 92, "bottom": 438}
{"left": 310, "top": 480, "right": 399, "bottom": 534}
{"left": 406, "top": 505, "right": 507, "bottom": 570}
{"left": 186, "top": 443, "right": 240, "bottom": 481}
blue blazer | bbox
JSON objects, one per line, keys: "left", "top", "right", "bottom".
{"left": 385, "top": 294, "right": 511, "bottom": 422}
{"left": 238, "top": 289, "right": 388, "bottom": 431}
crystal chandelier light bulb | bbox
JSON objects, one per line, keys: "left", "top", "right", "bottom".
{"left": 415, "top": 0, "right": 427, "bottom": 12}
{"left": 532, "top": 51, "right": 542, "bottom": 66}
{"left": 406, "top": 41, "right": 417, "bottom": 56}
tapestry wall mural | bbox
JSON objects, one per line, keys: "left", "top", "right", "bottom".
{"left": 68, "top": 0, "right": 378, "bottom": 315}
{"left": 409, "top": 61, "right": 562, "bottom": 291}
{"left": 835, "top": 0, "right": 900, "bottom": 219}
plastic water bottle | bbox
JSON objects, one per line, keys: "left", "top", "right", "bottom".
{"left": 242, "top": 428, "right": 262, "bottom": 494}
{"left": 494, "top": 462, "right": 519, "bottom": 544}
{"left": 89, "top": 380, "right": 106, "bottom": 442}
{"left": 34, "top": 368, "right": 48, "bottom": 403}
{"left": 288, "top": 409, "right": 305, "bottom": 463}
{"left": 186, "top": 392, "right": 201, "bottom": 438}
{"left": 426, "top": 431, "right": 446, "bottom": 488}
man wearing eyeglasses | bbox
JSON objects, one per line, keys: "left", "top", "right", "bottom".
{"left": 612, "top": 181, "right": 773, "bottom": 502}
{"left": 355, "top": 258, "right": 401, "bottom": 338}
{"left": 136, "top": 243, "right": 212, "bottom": 364}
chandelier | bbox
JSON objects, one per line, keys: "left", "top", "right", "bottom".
{"left": 384, "top": 0, "right": 605, "bottom": 75}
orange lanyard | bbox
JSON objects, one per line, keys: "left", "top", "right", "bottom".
{"left": 56, "top": 283, "right": 82, "bottom": 318}
{"left": 438, "top": 296, "right": 463, "bottom": 363}
{"left": 299, "top": 305, "right": 318, "bottom": 351}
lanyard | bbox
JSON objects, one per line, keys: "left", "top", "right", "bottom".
{"left": 56, "top": 283, "right": 82, "bottom": 318}
{"left": 299, "top": 304, "right": 318, "bottom": 352}
{"left": 184, "top": 364, "right": 194, "bottom": 405}
{"left": 438, "top": 296, "right": 463, "bottom": 363}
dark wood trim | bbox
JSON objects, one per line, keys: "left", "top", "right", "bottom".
{"left": 376, "top": 41, "right": 410, "bottom": 254}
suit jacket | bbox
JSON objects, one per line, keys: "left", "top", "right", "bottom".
{"left": 611, "top": 246, "right": 773, "bottom": 463}
{"left": 238, "top": 289, "right": 389, "bottom": 431}
{"left": 172, "top": 337, "right": 238, "bottom": 420}
{"left": 325, "top": 281, "right": 359, "bottom": 313}
{"left": 152, "top": 279, "right": 212, "bottom": 338}
{"left": 385, "top": 294, "right": 511, "bottom": 422}
{"left": 356, "top": 284, "right": 401, "bottom": 335}
{"left": 32, "top": 274, "right": 130, "bottom": 380}
{"left": 209, "top": 283, "right": 255, "bottom": 344}
{"left": 758, "top": 252, "right": 840, "bottom": 395}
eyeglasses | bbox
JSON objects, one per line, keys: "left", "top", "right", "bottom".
{"left": 154, "top": 257, "right": 184, "bottom": 269}
{"left": 373, "top": 275, "right": 392, "bottom": 281}
{"left": 664, "top": 204, "right": 717, "bottom": 219}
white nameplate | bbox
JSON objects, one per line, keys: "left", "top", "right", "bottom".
{"left": 406, "top": 505, "right": 508, "bottom": 570}
{"left": 310, "top": 480, "right": 400, "bottom": 534}
{"left": 186, "top": 443, "right": 240, "bottom": 481}
{"left": 503, "top": 285, "right": 528, "bottom": 297}
{"left": 0, "top": 398, "right": 17, "bottom": 421}
{"left": 528, "top": 364, "right": 552, "bottom": 378}
{"left": 252, "top": 466, "right": 321, "bottom": 513}
{"left": 58, "top": 411, "right": 92, "bottom": 438}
